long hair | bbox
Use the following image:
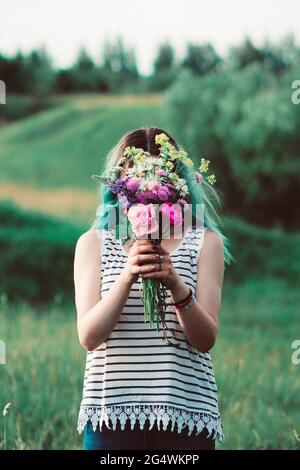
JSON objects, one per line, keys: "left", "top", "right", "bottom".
{"left": 90, "top": 126, "right": 234, "bottom": 266}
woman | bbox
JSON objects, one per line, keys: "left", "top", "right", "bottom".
{"left": 74, "top": 127, "right": 233, "bottom": 450}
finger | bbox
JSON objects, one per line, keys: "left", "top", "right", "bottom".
{"left": 150, "top": 242, "right": 170, "bottom": 256}
{"left": 140, "top": 261, "right": 168, "bottom": 273}
{"left": 131, "top": 243, "right": 159, "bottom": 256}
{"left": 148, "top": 245, "right": 171, "bottom": 262}
{"left": 142, "top": 269, "right": 168, "bottom": 279}
{"left": 132, "top": 253, "right": 162, "bottom": 265}
{"left": 133, "top": 238, "right": 155, "bottom": 245}
{"left": 132, "top": 263, "right": 161, "bottom": 274}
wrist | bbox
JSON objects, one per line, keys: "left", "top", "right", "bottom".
{"left": 169, "top": 277, "right": 190, "bottom": 303}
{"left": 119, "top": 269, "right": 135, "bottom": 287}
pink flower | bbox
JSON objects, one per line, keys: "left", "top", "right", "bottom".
{"left": 160, "top": 202, "right": 183, "bottom": 226}
{"left": 157, "top": 185, "right": 170, "bottom": 201}
{"left": 136, "top": 191, "right": 156, "bottom": 203}
{"left": 155, "top": 169, "right": 166, "bottom": 176}
{"left": 127, "top": 203, "right": 159, "bottom": 237}
{"left": 178, "top": 199, "right": 189, "bottom": 211}
{"left": 125, "top": 178, "right": 140, "bottom": 191}
{"left": 195, "top": 172, "right": 203, "bottom": 184}
{"left": 148, "top": 182, "right": 160, "bottom": 191}
{"left": 163, "top": 183, "right": 177, "bottom": 197}
{"left": 147, "top": 183, "right": 170, "bottom": 201}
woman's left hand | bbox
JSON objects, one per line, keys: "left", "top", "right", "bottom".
{"left": 141, "top": 242, "right": 181, "bottom": 290}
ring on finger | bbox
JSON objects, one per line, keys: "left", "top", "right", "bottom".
{"left": 159, "top": 255, "right": 164, "bottom": 270}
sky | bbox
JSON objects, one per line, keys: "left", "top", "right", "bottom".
{"left": 1, "top": 0, "right": 299, "bottom": 75}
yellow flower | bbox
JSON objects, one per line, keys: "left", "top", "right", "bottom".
{"left": 199, "top": 158, "right": 210, "bottom": 173}
{"left": 183, "top": 157, "right": 194, "bottom": 168}
{"left": 165, "top": 161, "right": 174, "bottom": 169}
{"left": 155, "top": 133, "right": 170, "bottom": 146}
{"left": 169, "top": 172, "right": 179, "bottom": 182}
{"left": 135, "top": 153, "right": 146, "bottom": 163}
{"left": 168, "top": 148, "right": 179, "bottom": 160}
{"left": 207, "top": 174, "right": 216, "bottom": 185}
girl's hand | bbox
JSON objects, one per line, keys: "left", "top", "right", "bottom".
{"left": 141, "top": 243, "right": 181, "bottom": 290}
{"left": 120, "top": 239, "right": 163, "bottom": 285}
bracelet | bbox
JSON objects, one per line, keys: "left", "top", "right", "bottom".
{"left": 172, "top": 288, "right": 193, "bottom": 308}
{"left": 177, "top": 293, "right": 196, "bottom": 311}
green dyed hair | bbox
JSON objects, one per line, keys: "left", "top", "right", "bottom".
{"left": 90, "top": 126, "right": 235, "bottom": 267}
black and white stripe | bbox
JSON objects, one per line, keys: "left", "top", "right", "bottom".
{"left": 77, "top": 225, "right": 224, "bottom": 442}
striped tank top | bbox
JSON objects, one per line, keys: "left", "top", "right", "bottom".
{"left": 77, "top": 224, "right": 224, "bottom": 443}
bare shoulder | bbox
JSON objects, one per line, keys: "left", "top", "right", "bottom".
{"left": 76, "top": 229, "right": 102, "bottom": 251}
{"left": 198, "top": 228, "right": 224, "bottom": 286}
{"left": 74, "top": 229, "right": 102, "bottom": 265}
{"left": 203, "top": 228, "right": 224, "bottom": 254}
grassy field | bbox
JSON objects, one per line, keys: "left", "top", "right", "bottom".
{"left": 0, "top": 277, "right": 299, "bottom": 450}
{"left": 0, "top": 93, "right": 299, "bottom": 450}
{"left": 0, "top": 94, "right": 163, "bottom": 190}
{"left": 0, "top": 94, "right": 164, "bottom": 225}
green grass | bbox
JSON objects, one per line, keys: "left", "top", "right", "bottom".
{"left": 0, "top": 94, "right": 164, "bottom": 189}
{"left": 0, "top": 277, "right": 299, "bottom": 450}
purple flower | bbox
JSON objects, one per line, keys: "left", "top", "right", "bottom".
{"left": 157, "top": 185, "right": 170, "bottom": 201}
{"left": 125, "top": 177, "right": 141, "bottom": 191}
{"left": 136, "top": 192, "right": 147, "bottom": 204}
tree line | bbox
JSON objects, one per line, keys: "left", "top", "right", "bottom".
{"left": 1, "top": 35, "right": 299, "bottom": 97}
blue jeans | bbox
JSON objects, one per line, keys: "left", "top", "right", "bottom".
{"left": 83, "top": 419, "right": 215, "bottom": 450}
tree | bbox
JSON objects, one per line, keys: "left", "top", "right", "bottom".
{"left": 71, "top": 47, "right": 99, "bottom": 91}
{"left": 100, "top": 37, "right": 139, "bottom": 91}
{"left": 163, "top": 64, "right": 300, "bottom": 230}
{"left": 153, "top": 42, "right": 176, "bottom": 73}
{"left": 181, "top": 42, "right": 221, "bottom": 75}
{"left": 229, "top": 37, "right": 264, "bottom": 69}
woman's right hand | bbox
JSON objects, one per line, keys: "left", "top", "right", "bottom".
{"left": 120, "top": 239, "right": 162, "bottom": 285}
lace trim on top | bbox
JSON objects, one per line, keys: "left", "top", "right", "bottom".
{"left": 77, "top": 404, "right": 224, "bottom": 443}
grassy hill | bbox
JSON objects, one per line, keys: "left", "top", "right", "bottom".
{"left": 0, "top": 94, "right": 163, "bottom": 189}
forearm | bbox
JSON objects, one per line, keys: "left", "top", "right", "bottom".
{"left": 77, "top": 270, "right": 133, "bottom": 351}
{"left": 170, "top": 277, "right": 217, "bottom": 353}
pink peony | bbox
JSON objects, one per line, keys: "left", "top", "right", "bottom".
{"left": 160, "top": 202, "right": 183, "bottom": 226}
{"left": 127, "top": 203, "right": 159, "bottom": 237}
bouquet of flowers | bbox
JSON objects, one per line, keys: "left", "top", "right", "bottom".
{"left": 91, "top": 133, "right": 216, "bottom": 345}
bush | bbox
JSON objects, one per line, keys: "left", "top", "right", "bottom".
{"left": 222, "top": 216, "right": 300, "bottom": 284}
{"left": 0, "top": 200, "right": 298, "bottom": 305}
{"left": 163, "top": 65, "right": 300, "bottom": 231}
{"left": 0, "top": 200, "right": 83, "bottom": 304}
